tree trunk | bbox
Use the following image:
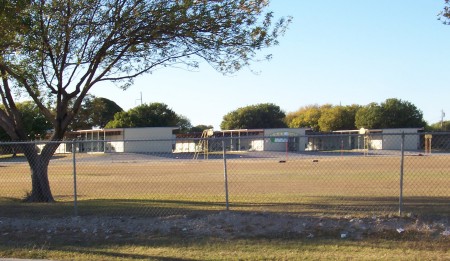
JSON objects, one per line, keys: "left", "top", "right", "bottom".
{"left": 21, "top": 143, "right": 56, "bottom": 203}
{"left": 26, "top": 158, "right": 54, "bottom": 202}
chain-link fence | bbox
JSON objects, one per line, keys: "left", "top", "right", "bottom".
{"left": 1, "top": 132, "right": 449, "bottom": 218}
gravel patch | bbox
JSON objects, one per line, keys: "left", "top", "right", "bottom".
{"left": 1, "top": 212, "right": 449, "bottom": 241}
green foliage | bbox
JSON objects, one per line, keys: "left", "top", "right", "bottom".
{"left": 427, "top": 121, "right": 450, "bottom": 132}
{"left": 378, "top": 98, "right": 426, "bottom": 128}
{"left": 289, "top": 99, "right": 425, "bottom": 132}
{"left": 285, "top": 104, "right": 325, "bottom": 131}
{"left": 0, "top": 0, "right": 31, "bottom": 51}
{"left": 190, "top": 125, "right": 214, "bottom": 133}
{"left": 355, "top": 102, "right": 383, "bottom": 129}
{"left": 70, "top": 96, "right": 123, "bottom": 130}
{"left": 220, "top": 103, "right": 287, "bottom": 130}
{"left": 428, "top": 120, "right": 450, "bottom": 131}
{"left": 356, "top": 98, "right": 426, "bottom": 129}
{"left": 105, "top": 102, "right": 189, "bottom": 129}
{"left": 0, "top": 101, "right": 52, "bottom": 141}
{"left": 317, "top": 105, "right": 359, "bottom": 132}
{"left": 286, "top": 104, "right": 359, "bottom": 132}
{"left": 176, "top": 115, "right": 193, "bottom": 133}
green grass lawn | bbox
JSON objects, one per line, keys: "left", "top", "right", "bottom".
{"left": 1, "top": 236, "right": 449, "bottom": 260}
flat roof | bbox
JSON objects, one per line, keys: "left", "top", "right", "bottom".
{"left": 332, "top": 129, "right": 382, "bottom": 134}
{"left": 75, "top": 127, "right": 179, "bottom": 133}
{"left": 220, "top": 129, "right": 264, "bottom": 133}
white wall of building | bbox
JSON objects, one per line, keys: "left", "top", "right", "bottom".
{"left": 74, "top": 127, "right": 421, "bottom": 154}
{"left": 174, "top": 142, "right": 197, "bottom": 153}
{"left": 105, "top": 141, "right": 124, "bottom": 152}
{"left": 37, "top": 143, "right": 70, "bottom": 154}
{"left": 77, "top": 127, "right": 176, "bottom": 153}
{"left": 122, "top": 127, "right": 175, "bottom": 153}
{"left": 369, "top": 138, "right": 383, "bottom": 150}
{"left": 381, "top": 128, "right": 420, "bottom": 150}
{"left": 250, "top": 140, "right": 264, "bottom": 151}
{"left": 122, "top": 127, "right": 174, "bottom": 140}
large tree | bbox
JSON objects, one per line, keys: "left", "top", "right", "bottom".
{"left": 355, "top": 102, "right": 383, "bottom": 129}
{"left": 0, "top": 0, "right": 290, "bottom": 202}
{"left": 317, "top": 105, "right": 359, "bottom": 132}
{"left": 105, "top": 102, "right": 187, "bottom": 129}
{"left": 355, "top": 98, "right": 426, "bottom": 129}
{"left": 378, "top": 98, "right": 426, "bottom": 129}
{"left": 220, "top": 103, "right": 287, "bottom": 130}
{"left": 285, "top": 104, "right": 331, "bottom": 131}
{"left": 70, "top": 95, "right": 123, "bottom": 130}
{"left": 286, "top": 104, "right": 358, "bottom": 132}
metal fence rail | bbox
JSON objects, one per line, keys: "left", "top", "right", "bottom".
{"left": 0, "top": 132, "right": 449, "bottom": 218}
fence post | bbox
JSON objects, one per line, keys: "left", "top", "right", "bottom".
{"left": 222, "top": 140, "right": 229, "bottom": 211}
{"left": 399, "top": 132, "right": 405, "bottom": 216}
{"left": 72, "top": 140, "right": 78, "bottom": 216}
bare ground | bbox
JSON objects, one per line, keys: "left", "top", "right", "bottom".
{"left": 1, "top": 212, "right": 449, "bottom": 242}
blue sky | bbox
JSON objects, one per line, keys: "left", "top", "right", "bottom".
{"left": 92, "top": 1, "right": 450, "bottom": 130}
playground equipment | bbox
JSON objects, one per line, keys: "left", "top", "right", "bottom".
{"left": 360, "top": 128, "right": 370, "bottom": 156}
{"left": 193, "top": 129, "right": 214, "bottom": 160}
{"left": 424, "top": 134, "right": 432, "bottom": 154}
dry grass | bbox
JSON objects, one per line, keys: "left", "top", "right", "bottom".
{"left": 0, "top": 153, "right": 449, "bottom": 260}
{"left": 0, "top": 152, "right": 449, "bottom": 217}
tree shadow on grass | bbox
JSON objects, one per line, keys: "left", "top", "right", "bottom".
{"left": 1, "top": 196, "right": 448, "bottom": 218}
{"left": 228, "top": 196, "right": 450, "bottom": 217}
{"left": 66, "top": 248, "right": 198, "bottom": 261}
{"left": 1, "top": 222, "right": 449, "bottom": 261}
{"left": 0, "top": 235, "right": 203, "bottom": 261}
{"left": 0, "top": 154, "right": 66, "bottom": 163}
{"left": 0, "top": 197, "right": 76, "bottom": 217}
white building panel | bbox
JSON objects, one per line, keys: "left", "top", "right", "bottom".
{"left": 381, "top": 128, "right": 420, "bottom": 151}
{"left": 250, "top": 140, "right": 264, "bottom": 151}
{"left": 123, "top": 127, "right": 174, "bottom": 140}
{"left": 76, "top": 127, "right": 176, "bottom": 153}
{"left": 106, "top": 141, "right": 124, "bottom": 152}
{"left": 174, "top": 142, "right": 197, "bottom": 153}
{"left": 37, "top": 143, "right": 70, "bottom": 154}
{"left": 122, "top": 127, "right": 175, "bottom": 153}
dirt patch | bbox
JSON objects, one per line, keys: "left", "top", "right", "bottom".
{"left": 1, "top": 212, "right": 449, "bottom": 242}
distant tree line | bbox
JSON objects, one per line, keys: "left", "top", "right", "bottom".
{"left": 222, "top": 98, "right": 430, "bottom": 132}
{"left": 0, "top": 97, "right": 212, "bottom": 141}
{"left": 1, "top": 97, "right": 444, "bottom": 141}
{"left": 285, "top": 98, "right": 427, "bottom": 132}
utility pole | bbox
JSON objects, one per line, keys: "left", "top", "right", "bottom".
{"left": 441, "top": 110, "right": 446, "bottom": 131}
{"left": 136, "top": 92, "right": 143, "bottom": 105}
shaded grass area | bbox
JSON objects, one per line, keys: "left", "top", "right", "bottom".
{"left": 1, "top": 195, "right": 449, "bottom": 218}
{"left": 0, "top": 234, "right": 449, "bottom": 261}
